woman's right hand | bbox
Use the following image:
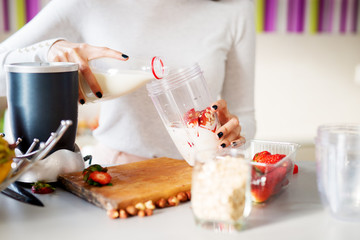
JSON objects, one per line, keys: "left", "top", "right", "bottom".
{"left": 48, "top": 40, "right": 129, "bottom": 104}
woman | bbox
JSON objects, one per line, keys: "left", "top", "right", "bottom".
{"left": 0, "top": 0, "right": 256, "bottom": 164}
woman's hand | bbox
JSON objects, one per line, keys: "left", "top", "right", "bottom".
{"left": 48, "top": 40, "right": 129, "bottom": 104}
{"left": 211, "top": 99, "right": 245, "bottom": 148}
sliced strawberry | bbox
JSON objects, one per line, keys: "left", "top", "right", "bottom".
{"left": 198, "top": 107, "right": 214, "bottom": 127}
{"left": 184, "top": 107, "right": 217, "bottom": 130}
{"left": 89, "top": 171, "right": 112, "bottom": 186}
{"left": 184, "top": 108, "right": 199, "bottom": 127}
{"left": 31, "top": 181, "right": 55, "bottom": 194}
{"left": 293, "top": 164, "right": 299, "bottom": 174}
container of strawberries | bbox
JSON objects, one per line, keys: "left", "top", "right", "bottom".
{"left": 248, "top": 140, "right": 300, "bottom": 203}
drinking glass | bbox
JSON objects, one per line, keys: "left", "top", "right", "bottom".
{"left": 316, "top": 124, "right": 360, "bottom": 221}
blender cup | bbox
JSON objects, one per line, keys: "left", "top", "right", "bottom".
{"left": 147, "top": 64, "right": 220, "bottom": 165}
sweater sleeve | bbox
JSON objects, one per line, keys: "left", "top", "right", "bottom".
{"left": 0, "top": 0, "right": 82, "bottom": 96}
{"left": 221, "top": 0, "right": 256, "bottom": 140}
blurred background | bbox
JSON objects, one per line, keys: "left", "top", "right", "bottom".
{"left": 1, "top": 0, "right": 360, "bottom": 161}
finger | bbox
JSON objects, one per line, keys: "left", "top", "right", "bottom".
{"left": 70, "top": 53, "right": 103, "bottom": 99}
{"left": 78, "top": 77, "right": 86, "bottom": 105}
{"left": 51, "top": 56, "right": 61, "bottom": 62}
{"left": 57, "top": 52, "right": 69, "bottom": 62}
{"left": 211, "top": 99, "right": 231, "bottom": 124}
{"left": 219, "top": 131, "right": 239, "bottom": 149}
{"left": 211, "top": 99, "right": 227, "bottom": 114}
{"left": 230, "top": 136, "right": 246, "bottom": 147}
{"left": 215, "top": 117, "right": 241, "bottom": 140}
{"left": 84, "top": 44, "right": 129, "bottom": 61}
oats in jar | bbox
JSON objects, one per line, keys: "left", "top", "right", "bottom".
{"left": 191, "top": 155, "right": 251, "bottom": 224}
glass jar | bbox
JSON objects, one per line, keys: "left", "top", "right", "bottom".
{"left": 146, "top": 63, "right": 220, "bottom": 165}
{"left": 191, "top": 147, "right": 252, "bottom": 232}
{"left": 81, "top": 56, "right": 167, "bottom": 103}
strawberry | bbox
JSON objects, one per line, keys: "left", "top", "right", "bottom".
{"left": 293, "top": 164, "right": 299, "bottom": 174}
{"left": 251, "top": 151, "right": 289, "bottom": 203}
{"left": 82, "top": 164, "right": 104, "bottom": 177}
{"left": 31, "top": 181, "right": 55, "bottom": 194}
{"left": 183, "top": 107, "right": 217, "bottom": 130}
{"left": 253, "top": 152, "right": 286, "bottom": 173}
{"left": 89, "top": 171, "right": 112, "bottom": 186}
{"left": 198, "top": 107, "right": 214, "bottom": 126}
{"left": 252, "top": 151, "right": 271, "bottom": 162}
{"left": 183, "top": 108, "right": 199, "bottom": 127}
{"left": 251, "top": 166, "right": 287, "bottom": 203}
{"left": 260, "top": 154, "right": 286, "bottom": 164}
{"left": 83, "top": 164, "right": 112, "bottom": 186}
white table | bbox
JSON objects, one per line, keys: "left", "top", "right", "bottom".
{"left": 1, "top": 161, "right": 359, "bottom": 240}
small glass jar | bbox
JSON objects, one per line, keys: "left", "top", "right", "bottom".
{"left": 80, "top": 56, "right": 167, "bottom": 103}
{"left": 191, "top": 147, "right": 252, "bottom": 232}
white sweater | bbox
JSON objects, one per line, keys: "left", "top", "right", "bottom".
{"left": 0, "top": 0, "right": 256, "bottom": 160}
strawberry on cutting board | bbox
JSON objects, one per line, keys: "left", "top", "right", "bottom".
{"left": 83, "top": 164, "right": 112, "bottom": 186}
{"left": 89, "top": 171, "right": 112, "bottom": 186}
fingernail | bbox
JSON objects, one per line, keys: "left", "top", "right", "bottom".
{"left": 212, "top": 105, "right": 218, "bottom": 110}
{"left": 96, "top": 92, "right": 102, "bottom": 98}
{"left": 221, "top": 143, "right": 226, "bottom": 148}
{"left": 231, "top": 142, "right": 237, "bottom": 147}
{"left": 79, "top": 99, "right": 85, "bottom": 105}
{"left": 217, "top": 132, "right": 223, "bottom": 139}
{"left": 122, "top": 54, "right": 129, "bottom": 59}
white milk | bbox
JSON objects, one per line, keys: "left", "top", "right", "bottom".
{"left": 166, "top": 123, "right": 219, "bottom": 165}
{"left": 80, "top": 70, "right": 154, "bottom": 102}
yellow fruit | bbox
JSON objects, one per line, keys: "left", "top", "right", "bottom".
{"left": 0, "top": 159, "right": 13, "bottom": 184}
{"left": 0, "top": 138, "right": 15, "bottom": 184}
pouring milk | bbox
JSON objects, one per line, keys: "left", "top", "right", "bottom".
{"left": 80, "top": 56, "right": 166, "bottom": 103}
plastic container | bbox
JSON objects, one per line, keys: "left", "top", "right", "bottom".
{"left": 316, "top": 124, "right": 360, "bottom": 221}
{"left": 146, "top": 64, "right": 220, "bottom": 165}
{"left": 191, "top": 147, "right": 252, "bottom": 232}
{"left": 81, "top": 56, "right": 167, "bottom": 102}
{"left": 247, "top": 140, "right": 300, "bottom": 203}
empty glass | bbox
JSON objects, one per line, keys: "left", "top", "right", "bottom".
{"left": 316, "top": 124, "right": 360, "bottom": 221}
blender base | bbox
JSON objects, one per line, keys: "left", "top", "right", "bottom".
{"left": 18, "top": 145, "right": 85, "bottom": 183}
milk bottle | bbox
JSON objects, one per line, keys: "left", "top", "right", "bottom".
{"left": 80, "top": 57, "right": 167, "bottom": 102}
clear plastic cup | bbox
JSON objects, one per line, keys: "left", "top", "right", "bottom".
{"left": 146, "top": 64, "right": 220, "bottom": 165}
{"left": 81, "top": 56, "right": 167, "bottom": 103}
{"left": 191, "top": 147, "right": 252, "bottom": 232}
{"left": 316, "top": 124, "right": 360, "bottom": 221}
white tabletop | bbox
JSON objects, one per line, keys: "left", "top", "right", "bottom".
{"left": 1, "top": 161, "right": 359, "bottom": 240}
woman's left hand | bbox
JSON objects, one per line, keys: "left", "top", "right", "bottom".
{"left": 211, "top": 99, "right": 245, "bottom": 148}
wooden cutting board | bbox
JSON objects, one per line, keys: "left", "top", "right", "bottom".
{"left": 58, "top": 157, "right": 192, "bottom": 210}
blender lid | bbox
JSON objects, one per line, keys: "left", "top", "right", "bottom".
{"left": 5, "top": 62, "right": 79, "bottom": 73}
